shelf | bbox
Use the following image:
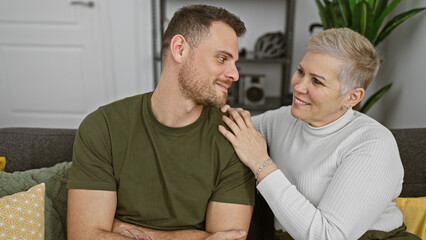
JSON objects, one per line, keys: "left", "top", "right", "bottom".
{"left": 154, "top": 54, "right": 290, "bottom": 64}
{"left": 228, "top": 94, "right": 292, "bottom": 114}
{"left": 238, "top": 57, "right": 290, "bottom": 64}
{"left": 238, "top": 51, "right": 290, "bottom": 64}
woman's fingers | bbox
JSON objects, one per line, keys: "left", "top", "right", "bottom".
{"left": 221, "top": 115, "right": 241, "bottom": 134}
{"left": 221, "top": 106, "right": 254, "bottom": 129}
{"left": 228, "top": 108, "right": 255, "bottom": 129}
{"left": 239, "top": 109, "right": 255, "bottom": 129}
{"left": 227, "top": 108, "right": 247, "bottom": 130}
{"left": 220, "top": 104, "right": 231, "bottom": 113}
{"left": 218, "top": 125, "right": 236, "bottom": 144}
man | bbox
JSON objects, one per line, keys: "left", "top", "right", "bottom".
{"left": 66, "top": 5, "right": 255, "bottom": 240}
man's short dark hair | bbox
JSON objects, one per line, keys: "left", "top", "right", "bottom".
{"left": 161, "top": 4, "right": 246, "bottom": 62}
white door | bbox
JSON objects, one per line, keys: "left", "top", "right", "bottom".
{"left": 0, "top": 0, "right": 114, "bottom": 128}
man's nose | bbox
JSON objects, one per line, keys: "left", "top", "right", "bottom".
{"left": 225, "top": 64, "right": 239, "bottom": 82}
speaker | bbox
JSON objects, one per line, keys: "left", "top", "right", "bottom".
{"left": 227, "top": 81, "right": 239, "bottom": 105}
{"left": 242, "top": 74, "right": 266, "bottom": 106}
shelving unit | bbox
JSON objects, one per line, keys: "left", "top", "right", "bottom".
{"left": 151, "top": 0, "right": 295, "bottom": 112}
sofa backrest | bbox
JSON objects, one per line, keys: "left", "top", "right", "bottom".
{"left": 390, "top": 128, "right": 426, "bottom": 197}
{"left": 1, "top": 127, "right": 425, "bottom": 195}
{"left": 0, "top": 127, "right": 425, "bottom": 195}
{"left": 0, "top": 128, "right": 76, "bottom": 172}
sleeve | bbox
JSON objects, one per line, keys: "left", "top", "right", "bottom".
{"left": 251, "top": 113, "right": 262, "bottom": 131}
{"left": 257, "top": 128, "right": 404, "bottom": 239}
{"left": 210, "top": 153, "right": 255, "bottom": 205}
{"left": 251, "top": 111, "right": 268, "bottom": 141}
{"left": 66, "top": 108, "right": 117, "bottom": 191}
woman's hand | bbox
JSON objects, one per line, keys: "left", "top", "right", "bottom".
{"left": 218, "top": 106, "right": 270, "bottom": 174}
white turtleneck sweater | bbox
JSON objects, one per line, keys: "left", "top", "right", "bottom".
{"left": 252, "top": 106, "right": 404, "bottom": 240}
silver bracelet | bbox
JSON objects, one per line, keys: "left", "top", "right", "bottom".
{"left": 255, "top": 159, "right": 274, "bottom": 180}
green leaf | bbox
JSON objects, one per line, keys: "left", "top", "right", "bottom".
{"left": 374, "top": 7, "right": 426, "bottom": 46}
{"left": 352, "top": 1, "right": 373, "bottom": 36}
{"left": 360, "top": 83, "right": 393, "bottom": 113}
{"left": 325, "top": 1, "right": 340, "bottom": 28}
{"left": 349, "top": 0, "right": 359, "bottom": 13}
{"left": 370, "top": 0, "right": 400, "bottom": 41}
{"left": 366, "top": 0, "right": 375, "bottom": 8}
{"left": 372, "top": 0, "right": 388, "bottom": 21}
{"left": 315, "top": 0, "right": 329, "bottom": 29}
{"left": 337, "top": 0, "right": 351, "bottom": 26}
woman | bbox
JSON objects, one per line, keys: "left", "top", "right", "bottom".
{"left": 218, "top": 28, "right": 419, "bottom": 240}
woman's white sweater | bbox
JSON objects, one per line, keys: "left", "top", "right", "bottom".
{"left": 253, "top": 107, "right": 404, "bottom": 240}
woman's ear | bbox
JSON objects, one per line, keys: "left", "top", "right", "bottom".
{"left": 346, "top": 88, "right": 365, "bottom": 107}
{"left": 169, "top": 35, "right": 188, "bottom": 63}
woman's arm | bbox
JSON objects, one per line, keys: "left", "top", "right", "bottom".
{"left": 219, "top": 107, "right": 403, "bottom": 239}
{"left": 257, "top": 132, "right": 402, "bottom": 239}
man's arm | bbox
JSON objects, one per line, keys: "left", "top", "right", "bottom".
{"left": 67, "top": 189, "right": 132, "bottom": 240}
{"left": 112, "top": 219, "right": 210, "bottom": 240}
{"left": 205, "top": 201, "right": 253, "bottom": 240}
{"left": 112, "top": 201, "right": 253, "bottom": 240}
{"left": 112, "top": 218, "right": 248, "bottom": 240}
{"left": 68, "top": 189, "right": 249, "bottom": 240}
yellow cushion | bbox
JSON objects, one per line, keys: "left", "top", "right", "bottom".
{"left": 0, "top": 183, "right": 45, "bottom": 239}
{"left": 394, "top": 197, "right": 426, "bottom": 239}
{"left": 0, "top": 156, "right": 5, "bottom": 171}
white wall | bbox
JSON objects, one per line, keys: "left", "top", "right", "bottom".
{"left": 108, "top": 0, "right": 154, "bottom": 99}
{"left": 291, "top": 1, "right": 320, "bottom": 86}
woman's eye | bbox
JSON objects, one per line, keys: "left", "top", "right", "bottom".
{"left": 297, "top": 68, "right": 304, "bottom": 75}
{"left": 312, "top": 78, "right": 323, "bottom": 85}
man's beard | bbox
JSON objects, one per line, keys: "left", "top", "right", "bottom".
{"left": 178, "top": 61, "right": 229, "bottom": 108}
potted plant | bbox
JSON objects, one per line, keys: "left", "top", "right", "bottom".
{"left": 312, "top": 0, "right": 425, "bottom": 113}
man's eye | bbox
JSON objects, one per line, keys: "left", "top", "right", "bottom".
{"left": 297, "top": 68, "right": 304, "bottom": 75}
{"left": 218, "top": 56, "right": 226, "bottom": 62}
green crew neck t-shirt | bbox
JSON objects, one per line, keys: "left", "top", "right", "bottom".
{"left": 67, "top": 92, "right": 255, "bottom": 230}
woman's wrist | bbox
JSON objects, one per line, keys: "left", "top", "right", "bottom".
{"left": 256, "top": 164, "right": 278, "bottom": 183}
{"left": 253, "top": 158, "right": 278, "bottom": 182}
{"left": 249, "top": 156, "right": 271, "bottom": 174}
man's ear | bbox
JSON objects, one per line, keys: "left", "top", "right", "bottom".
{"left": 345, "top": 87, "right": 365, "bottom": 107}
{"left": 169, "top": 35, "right": 188, "bottom": 63}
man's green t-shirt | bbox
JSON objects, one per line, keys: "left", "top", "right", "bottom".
{"left": 67, "top": 92, "right": 255, "bottom": 230}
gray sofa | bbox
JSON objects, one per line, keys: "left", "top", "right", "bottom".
{"left": 0, "top": 127, "right": 425, "bottom": 240}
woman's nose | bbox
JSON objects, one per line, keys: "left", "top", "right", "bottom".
{"left": 292, "top": 76, "right": 308, "bottom": 94}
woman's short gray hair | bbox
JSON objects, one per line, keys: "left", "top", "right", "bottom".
{"left": 306, "top": 28, "right": 380, "bottom": 95}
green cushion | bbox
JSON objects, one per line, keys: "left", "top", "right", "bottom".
{"left": 0, "top": 161, "right": 71, "bottom": 240}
